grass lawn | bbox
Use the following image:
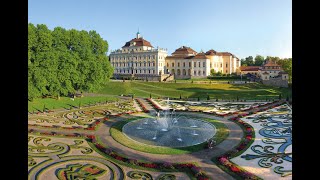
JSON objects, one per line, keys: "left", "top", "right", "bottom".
{"left": 109, "top": 116, "right": 229, "bottom": 154}
{"left": 28, "top": 96, "right": 118, "bottom": 112}
{"left": 98, "top": 81, "right": 291, "bottom": 100}
{"left": 174, "top": 78, "right": 245, "bottom": 82}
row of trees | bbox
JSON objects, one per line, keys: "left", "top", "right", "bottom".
{"left": 241, "top": 55, "right": 292, "bottom": 82}
{"left": 28, "top": 23, "right": 114, "bottom": 101}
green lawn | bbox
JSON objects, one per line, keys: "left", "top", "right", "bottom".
{"left": 109, "top": 116, "right": 229, "bottom": 154}
{"left": 174, "top": 78, "right": 245, "bottom": 82}
{"left": 28, "top": 96, "right": 118, "bottom": 112}
{"left": 98, "top": 81, "right": 291, "bottom": 100}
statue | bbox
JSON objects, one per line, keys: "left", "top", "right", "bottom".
{"left": 207, "top": 139, "right": 216, "bottom": 149}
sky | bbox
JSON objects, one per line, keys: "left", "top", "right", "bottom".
{"left": 28, "top": 0, "right": 292, "bottom": 59}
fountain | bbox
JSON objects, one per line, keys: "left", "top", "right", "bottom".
{"left": 123, "top": 110, "right": 216, "bottom": 147}
{"left": 122, "top": 98, "right": 216, "bottom": 147}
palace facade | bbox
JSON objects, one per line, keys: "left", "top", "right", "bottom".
{"left": 109, "top": 32, "right": 168, "bottom": 80}
{"left": 165, "top": 46, "right": 240, "bottom": 79}
{"left": 110, "top": 32, "right": 241, "bottom": 80}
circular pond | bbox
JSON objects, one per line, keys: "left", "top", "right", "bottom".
{"left": 122, "top": 118, "right": 216, "bottom": 147}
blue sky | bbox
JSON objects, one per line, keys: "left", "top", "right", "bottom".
{"left": 28, "top": 0, "right": 292, "bottom": 59}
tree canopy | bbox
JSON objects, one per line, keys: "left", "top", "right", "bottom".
{"left": 28, "top": 23, "right": 113, "bottom": 101}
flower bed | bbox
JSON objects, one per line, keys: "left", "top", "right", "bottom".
{"left": 135, "top": 99, "right": 149, "bottom": 113}
{"left": 28, "top": 130, "right": 88, "bottom": 138}
{"left": 87, "top": 135, "right": 209, "bottom": 179}
{"left": 146, "top": 98, "right": 163, "bottom": 110}
{"left": 214, "top": 101, "right": 287, "bottom": 179}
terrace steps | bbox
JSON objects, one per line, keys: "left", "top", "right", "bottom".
{"left": 136, "top": 98, "right": 157, "bottom": 113}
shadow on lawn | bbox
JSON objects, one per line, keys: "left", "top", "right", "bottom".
{"left": 175, "top": 83, "right": 290, "bottom": 100}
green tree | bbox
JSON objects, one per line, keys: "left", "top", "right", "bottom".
{"left": 254, "top": 55, "right": 264, "bottom": 66}
{"left": 28, "top": 23, "right": 113, "bottom": 100}
{"left": 210, "top": 69, "right": 215, "bottom": 76}
{"left": 245, "top": 56, "right": 254, "bottom": 66}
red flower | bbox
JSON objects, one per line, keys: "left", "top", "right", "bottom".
{"left": 246, "top": 135, "right": 252, "bottom": 140}
{"left": 230, "top": 165, "right": 241, "bottom": 172}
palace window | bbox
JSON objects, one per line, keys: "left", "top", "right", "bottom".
{"left": 178, "top": 62, "right": 180, "bottom": 67}
{"left": 198, "top": 62, "right": 201, "bottom": 67}
{"left": 203, "top": 62, "right": 205, "bottom": 67}
{"left": 172, "top": 62, "right": 174, "bottom": 67}
{"left": 221, "top": 63, "right": 222, "bottom": 68}
{"left": 210, "top": 63, "right": 212, "bottom": 68}
{"left": 194, "top": 71, "right": 197, "bottom": 75}
{"left": 177, "top": 69, "right": 181, "bottom": 75}
{"left": 183, "top": 62, "right": 185, "bottom": 67}
{"left": 189, "top": 62, "right": 191, "bottom": 67}
{"left": 203, "top": 71, "right": 205, "bottom": 75}
{"left": 226, "top": 63, "right": 228, "bottom": 67}
{"left": 194, "top": 62, "right": 196, "bottom": 67}
{"left": 198, "top": 71, "right": 201, "bottom": 75}
{"left": 167, "top": 63, "right": 169, "bottom": 67}
{"left": 149, "top": 70, "right": 151, "bottom": 74}
{"left": 136, "top": 70, "right": 137, "bottom": 73}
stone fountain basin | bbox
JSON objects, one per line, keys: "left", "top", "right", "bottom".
{"left": 122, "top": 118, "right": 216, "bottom": 148}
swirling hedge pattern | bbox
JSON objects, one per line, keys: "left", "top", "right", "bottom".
{"left": 128, "top": 171, "right": 153, "bottom": 179}
{"left": 157, "top": 173, "right": 176, "bottom": 180}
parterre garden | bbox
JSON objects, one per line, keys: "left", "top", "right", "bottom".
{"left": 28, "top": 96, "right": 292, "bottom": 180}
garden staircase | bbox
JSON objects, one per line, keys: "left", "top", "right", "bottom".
{"left": 162, "top": 74, "right": 173, "bottom": 82}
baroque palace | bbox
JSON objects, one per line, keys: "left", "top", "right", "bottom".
{"left": 109, "top": 32, "right": 241, "bottom": 81}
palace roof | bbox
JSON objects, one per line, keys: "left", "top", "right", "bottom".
{"left": 172, "top": 46, "right": 197, "bottom": 56}
{"left": 262, "top": 60, "right": 281, "bottom": 67}
{"left": 205, "top": 49, "right": 217, "bottom": 55}
{"left": 239, "top": 66, "right": 260, "bottom": 71}
{"left": 122, "top": 37, "right": 153, "bottom": 48}
{"left": 193, "top": 52, "right": 210, "bottom": 59}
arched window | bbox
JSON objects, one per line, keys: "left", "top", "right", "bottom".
{"left": 172, "top": 69, "right": 175, "bottom": 75}
{"left": 183, "top": 69, "right": 186, "bottom": 75}
{"left": 198, "top": 71, "right": 201, "bottom": 75}
{"left": 178, "top": 62, "right": 180, "bottom": 67}
{"left": 203, "top": 71, "right": 205, "bottom": 75}
{"left": 172, "top": 62, "right": 174, "bottom": 67}
{"left": 167, "top": 63, "right": 169, "bottom": 67}
{"left": 189, "top": 62, "right": 191, "bottom": 67}
{"left": 177, "top": 69, "right": 181, "bottom": 75}
{"left": 188, "top": 69, "right": 191, "bottom": 75}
